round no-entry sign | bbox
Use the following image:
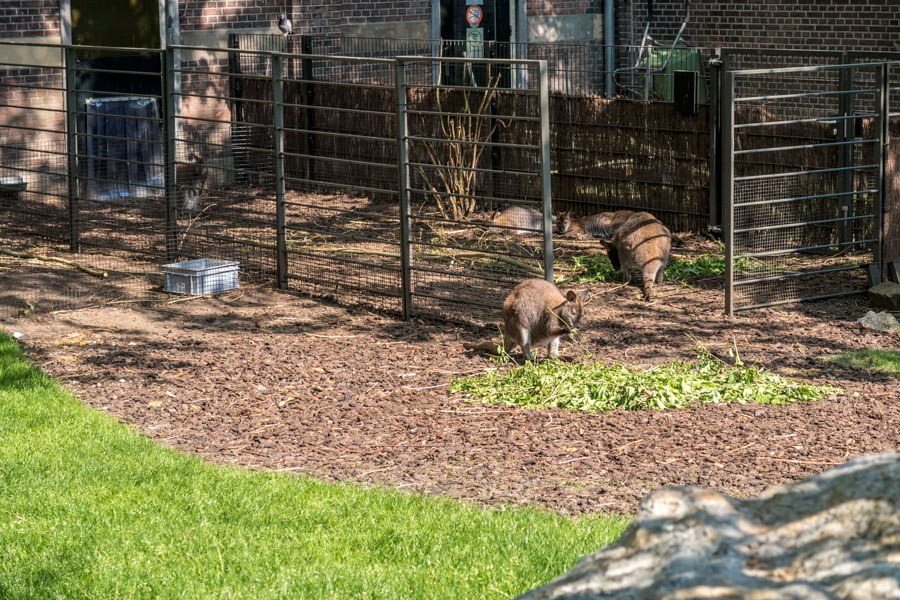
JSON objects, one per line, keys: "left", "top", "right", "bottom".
{"left": 465, "top": 5, "right": 483, "bottom": 27}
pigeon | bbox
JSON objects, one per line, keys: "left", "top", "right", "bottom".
{"left": 278, "top": 13, "right": 293, "bottom": 37}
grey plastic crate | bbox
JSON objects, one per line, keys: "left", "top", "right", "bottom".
{"left": 162, "top": 258, "right": 239, "bottom": 295}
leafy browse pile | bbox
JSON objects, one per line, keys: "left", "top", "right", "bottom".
{"left": 451, "top": 348, "right": 839, "bottom": 412}
{"left": 561, "top": 253, "right": 757, "bottom": 285}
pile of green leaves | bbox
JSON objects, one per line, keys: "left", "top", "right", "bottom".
{"left": 561, "top": 253, "right": 757, "bottom": 285}
{"left": 451, "top": 348, "right": 839, "bottom": 412}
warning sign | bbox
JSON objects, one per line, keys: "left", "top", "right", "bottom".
{"left": 465, "top": 5, "right": 483, "bottom": 27}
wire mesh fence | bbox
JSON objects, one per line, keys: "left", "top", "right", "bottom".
{"left": 724, "top": 62, "right": 893, "bottom": 313}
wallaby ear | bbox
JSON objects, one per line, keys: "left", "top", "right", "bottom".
{"left": 566, "top": 290, "right": 577, "bottom": 303}
{"left": 599, "top": 240, "right": 613, "bottom": 250}
{"left": 576, "top": 289, "right": 589, "bottom": 302}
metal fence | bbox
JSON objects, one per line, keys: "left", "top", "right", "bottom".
{"left": 723, "top": 61, "right": 898, "bottom": 313}
{"left": 232, "top": 34, "right": 716, "bottom": 102}
{"left": 0, "top": 40, "right": 551, "bottom": 323}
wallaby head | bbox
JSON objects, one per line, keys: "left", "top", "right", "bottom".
{"left": 176, "top": 153, "right": 207, "bottom": 212}
{"left": 500, "top": 278, "right": 588, "bottom": 360}
{"left": 601, "top": 212, "right": 671, "bottom": 300}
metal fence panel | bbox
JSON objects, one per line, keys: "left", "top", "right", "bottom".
{"left": 725, "top": 62, "right": 892, "bottom": 313}
{"left": 396, "top": 55, "right": 551, "bottom": 324}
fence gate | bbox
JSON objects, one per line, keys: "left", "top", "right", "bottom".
{"left": 723, "top": 62, "right": 894, "bottom": 314}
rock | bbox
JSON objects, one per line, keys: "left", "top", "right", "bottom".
{"left": 857, "top": 310, "right": 900, "bottom": 333}
{"left": 517, "top": 453, "right": 900, "bottom": 600}
{"left": 868, "top": 281, "right": 900, "bottom": 310}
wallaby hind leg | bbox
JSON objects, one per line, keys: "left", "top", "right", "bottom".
{"left": 655, "top": 255, "right": 669, "bottom": 284}
{"left": 547, "top": 336, "right": 561, "bottom": 359}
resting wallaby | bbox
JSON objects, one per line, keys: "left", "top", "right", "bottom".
{"left": 176, "top": 153, "right": 207, "bottom": 212}
{"left": 556, "top": 210, "right": 635, "bottom": 240}
{"left": 475, "top": 205, "right": 554, "bottom": 236}
{"left": 599, "top": 211, "right": 671, "bottom": 300}
{"left": 464, "top": 278, "right": 588, "bottom": 360}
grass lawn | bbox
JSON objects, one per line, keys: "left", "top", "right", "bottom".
{"left": 823, "top": 349, "right": 900, "bottom": 378}
{"left": 0, "top": 332, "right": 628, "bottom": 600}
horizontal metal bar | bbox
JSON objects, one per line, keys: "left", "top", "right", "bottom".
{"left": 281, "top": 150, "right": 394, "bottom": 170}
{"left": 281, "top": 175, "right": 396, "bottom": 198}
{"left": 280, "top": 101, "right": 395, "bottom": 119}
{"left": 404, "top": 82, "right": 541, "bottom": 96}
{"left": 735, "top": 188, "right": 876, "bottom": 208}
{"left": 282, "top": 227, "right": 398, "bottom": 249}
{"left": 0, "top": 103, "right": 67, "bottom": 114}
{"left": 733, "top": 61, "right": 890, "bottom": 77}
{"left": 176, "top": 91, "right": 271, "bottom": 105}
{"left": 0, "top": 61, "right": 64, "bottom": 70}
{"left": 74, "top": 130, "right": 164, "bottom": 145}
{"left": 397, "top": 54, "right": 546, "bottom": 67}
{"left": 735, "top": 87, "right": 876, "bottom": 103}
{"left": 0, "top": 81, "right": 66, "bottom": 93}
{"left": 737, "top": 238, "right": 874, "bottom": 259}
{"left": 0, "top": 123, "right": 65, "bottom": 135}
{"left": 734, "top": 163, "right": 877, "bottom": 182}
{"left": 281, "top": 126, "right": 396, "bottom": 146}
{"left": 74, "top": 88, "right": 163, "bottom": 101}
{"left": 733, "top": 263, "right": 865, "bottom": 286}
{"left": 176, "top": 114, "right": 274, "bottom": 128}
{"left": 281, "top": 78, "right": 393, "bottom": 92}
{"left": 405, "top": 107, "right": 541, "bottom": 123}
{"left": 408, "top": 160, "right": 537, "bottom": 178}
{"left": 734, "top": 113, "right": 877, "bottom": 130}
{"left": 0, "top": 164, "right": 66, "bottom": 178}
{"left": 73, "top": 66, "right": 162, "bottom": 77}
{"left": 734, "top": 213, "right": 874, "bottom": 234}
{"left": 0, "top": 40, "right": 164, "bottom": 54}
{"left": 0, "top": 143, "right": 67, "bottom": 157}
{"left": 405, "top": 135, "right": 540, "bottom": 151}
{"left": 733, "top": 289, "right": 866, "bottom": 312}
{"left": 734, "top": 138, "right": 875, "bottom": 156}
{"left": 173, "top": 44, "right": 397, "bottom": 64}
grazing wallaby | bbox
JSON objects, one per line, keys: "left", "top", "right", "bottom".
{"left": 556, "top": 210, "right": 635, "bottom": 239}
{"left": 475, "top": 205, "right": 554, "bottom": 235}
{"left": 176, "top": 153, "right": 206, "bottom": 212}
{"left": 464, "top": 278, "right": 588, "bottom": 360}
{"left": 599, "top": 211, "right": 671, "bottom": 300}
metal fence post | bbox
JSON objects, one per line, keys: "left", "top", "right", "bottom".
{"left": 722, "top": 70, "right": 735, "bottom": 316}
{"left": 301, "top": 35, "right": 316, "bottom": 185}
{"left": 396, "top": 58, "right": 412, "bottom": 321}
{"left": 63, "top": 46, "right": 80, "bottom": 253}
{"left": 273, "top": 52, "right": 288, "bottom": 289}
{"left": 708, "top": 50, "right": 722, "bottom": 230}
{"left": 838, "top": 54, "right": 854, "bottom": 246}
{"left": 163, "top": 46, "right": 178, "bottom": 262}
{"left": 539, "top": 59, "right": 553, "bottom": 282}
{"left": 874, "top": 62, "right": 888, "bottom": 281}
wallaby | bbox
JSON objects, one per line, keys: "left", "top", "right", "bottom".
{"left": 599, "top": 211, "right": 671, "bottom": 300}
{"left": 475, "top": 205, "right": 554, "bottom": 236}
{"left": 176, "top": 153, "right": 207, "bottom": 212}
{"left": 556, "top": 210, "right": 635, "bottom": 240}
{"left": 464, "top": 278, "right": 588, "bottom": 360}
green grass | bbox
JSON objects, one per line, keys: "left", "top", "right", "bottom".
{"left": 451, "top": 348, "right": 839, "bottom": 412}
{"left": 823, "top": 349, "right": 900, "bottom": 378}
{"left": 559, "top": 253, "right": 758, "bottom": 285}
{"left": 0, "top": 332, "right": 629, "bottom": 599}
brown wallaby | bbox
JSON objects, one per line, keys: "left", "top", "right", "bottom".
{"left": 176, "top": 153, "right": 207, "bottom": 212}
{"left": 463, "top": 278, "right": 588, "bottom": 360}
{"left": 599, "top": 211, "right": 671, "bottom": 300}
{"left": 475, "top": 205, "right": 554, "bottom": 235}
{"left": 556, "top": 210, "right": 635, "bottom": 240}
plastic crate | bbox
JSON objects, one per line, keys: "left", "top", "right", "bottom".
{"left": 162, "top": 258, "right": 239, "bottom": 295}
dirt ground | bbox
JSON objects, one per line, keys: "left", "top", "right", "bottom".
{"left": 2, "top": 245, "right": 900, "bottom": 516}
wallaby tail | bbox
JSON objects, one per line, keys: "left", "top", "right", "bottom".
{"left": 463, "top": 340, "right": 505, "bottom": 355}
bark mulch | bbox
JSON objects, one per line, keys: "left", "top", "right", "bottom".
{"left": 3, "top": 274, "right": 899, "bottom": 516}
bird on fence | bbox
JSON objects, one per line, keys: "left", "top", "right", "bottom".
{"left": 278, "top": 13, "right": 293, "bottom": 37}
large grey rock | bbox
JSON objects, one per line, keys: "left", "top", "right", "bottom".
{"left": 517, "top": 453, "right": 900, "bottom": 600}
{"left": 858, "top": 310, "right": 900, "bottom": 333}
{"left": 869, "top": 281, "right": 900, "bottom": 311}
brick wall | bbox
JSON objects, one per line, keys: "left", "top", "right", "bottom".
{"left": 527, "top": 0, "right": 604, "bottom": 17}
{"left": 178, "top": 0, "right": 430, "bottom": 35}
{"left": 0, "top": 0, "right": 60, "bottom": 38}
{"left": 623, "top": 0, "right": 900, "bottom": 52}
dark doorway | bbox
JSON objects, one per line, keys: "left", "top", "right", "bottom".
{"left": 439, "top": 0, "right": 512, "bottom": 86}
